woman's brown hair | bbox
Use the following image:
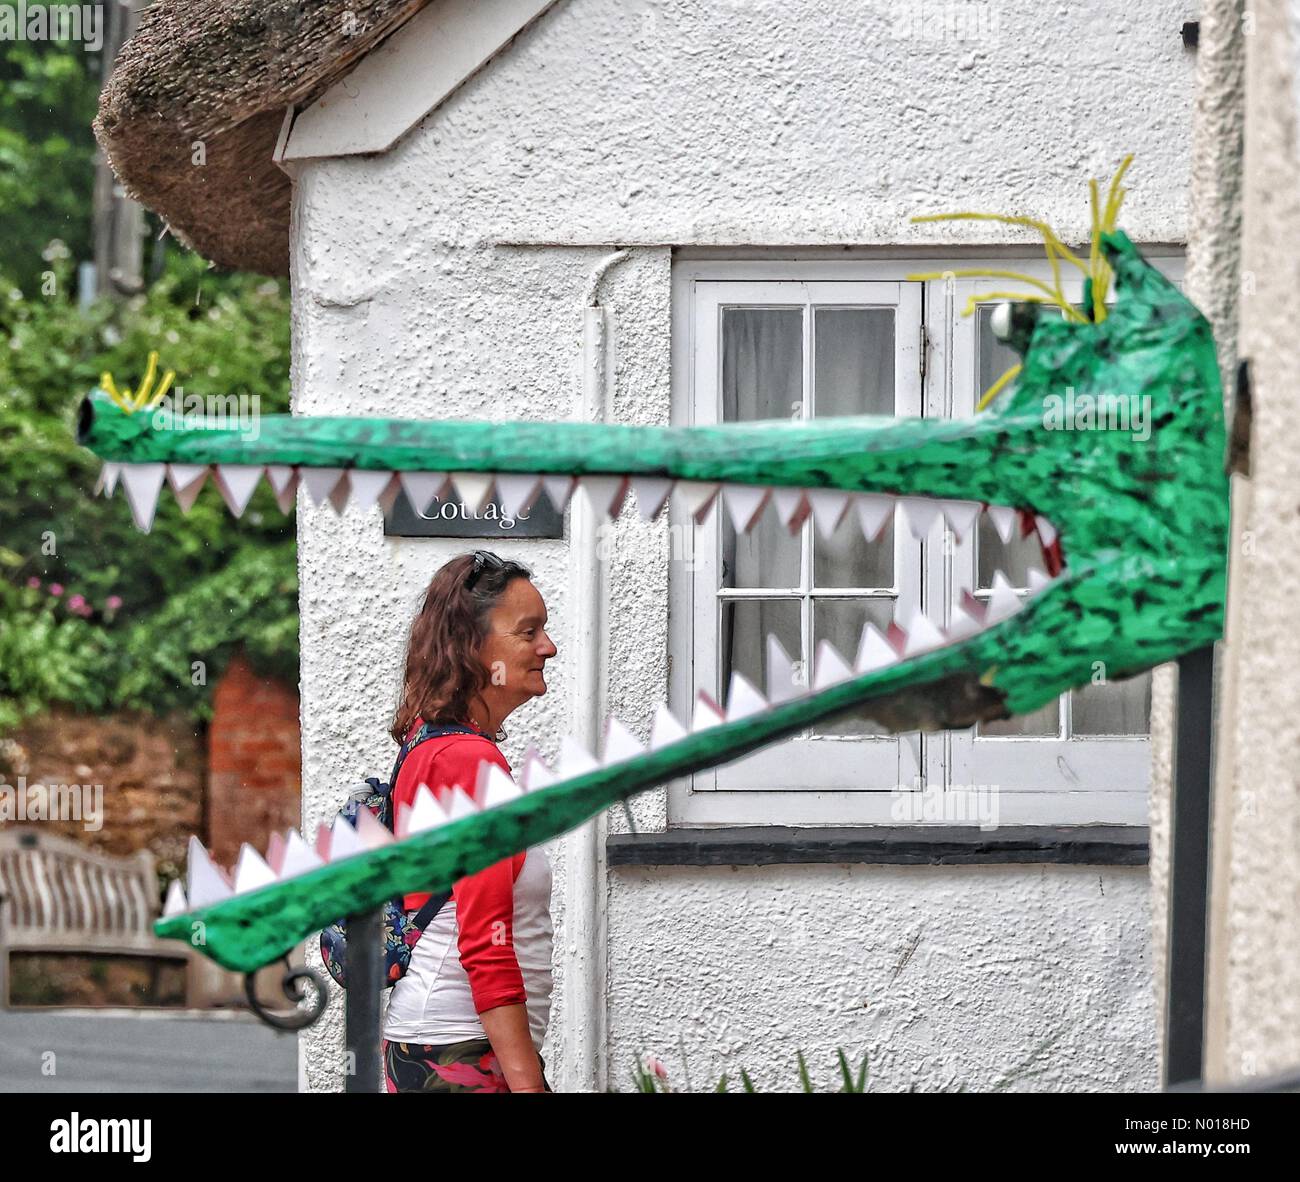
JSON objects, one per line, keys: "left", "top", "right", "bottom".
{"left": 390, "top": 551, "right": 533, "bottom": 744}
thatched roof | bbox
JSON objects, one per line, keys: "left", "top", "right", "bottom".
{"left": 95, "top": 0, "right": 433, "bottom": 276}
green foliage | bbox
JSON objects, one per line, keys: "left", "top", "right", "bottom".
{"left": 0, "top": 9, "right": 100, "bottom": 291}
{"left": 0, "top": 253, "right": 295, "bottom": 731}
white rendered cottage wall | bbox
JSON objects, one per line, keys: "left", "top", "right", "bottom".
{"left": 291, "top": 0, "right": 1193, "bottom": 1091}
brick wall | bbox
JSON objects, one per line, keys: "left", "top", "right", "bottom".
{"left": 0, "top": 708, "right": 204, "bottom": 878}
{"left": 207, "top": 650, "right": 301, "bottom": 868}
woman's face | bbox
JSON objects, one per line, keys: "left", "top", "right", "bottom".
{"left": 478, "top": 578, "right": 558, "bottom": 710}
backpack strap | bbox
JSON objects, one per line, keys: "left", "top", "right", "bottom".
{"left": 388, "top": 721, "right": 494, "bottom": 934}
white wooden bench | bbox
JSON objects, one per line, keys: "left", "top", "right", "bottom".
{"left": 0, "top": 827, "right": 205, "bottom": 1006}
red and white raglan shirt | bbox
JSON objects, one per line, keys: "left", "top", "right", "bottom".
{"left": 382, "top": 723, "right": 554, "bottom": 1052}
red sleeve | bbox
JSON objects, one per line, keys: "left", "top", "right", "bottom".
{"left": 390, "top": 733, "right": 512, "bottom": 913}
{"left": 453, "top": 849, "right": 528, "bottom": 1012}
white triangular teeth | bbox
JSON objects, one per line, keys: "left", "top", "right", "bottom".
{"left": 401, "top": 784, "right": 450, "bottom": 837}
{"left": 723, "top": 485, "right": 770, "bottom": 533}
{"left": 399, "top": 471, "right": 449, "bottom": 515}
{"left": 855, "top": 623, "right": 899, "bottom": 673}
{"left": 265, "top": 465, "right": 295, "bottom": 495}
{"left": 353, "top": 808, "right": 395, "bottom": 849}
{"left": 347, "top": 470, "right": 393, "bottom": 514}
{"left": 263, "top": 830, "right": 287, "bottom": 875}
{"left": 520, "top": 746, "right": 558, "bottom": 791}
{"left": 630, "top": 477, "right": 673, "bottom": 520}
{"left": 478, "top": 761, "right": 524, "bottom": 809}
{"left": 901, "top": 610, "right": 945, "bottom": 657}
{"left": 265, "top": 465, "right": 299, "bottom": 514}
{"left": 214, "top": 465, "right": 264, "bottom": 519}
{"left": 99, "top": 462, "right": 123, "bottom": 498}
{"left": 813, "top": 640, "right": 855, "bottom": 690}
{"left": 986, "top": 571, "right": 1023, "bottom": 623}
{"left": 945, "top": 602, "right": 983, "bottom": 642}
{"left": 603, "top": 717, "right": 646, "bottom": 764}
{"left": 302, "top": 467, "right": 346, "bottom": 508}
{"left": 165, "top": 463, "right": 208, "bottom": 508}
{"left": 772, "top": 487, "right": 811, "bottom": 533}
{"left": 186, "top": 835, "right": 232, "bottom": 908}
{"left": 1026, "top": 567, "right": 1054, "bottom": 594}
{"left": 329, "top": 472, "right": 353, "bottom": 512}
{"left": 692, "top": 692, "right": 725, "bottom": 732}
{"left": 854, "top": 494, "right": 894, "bottom": 541}
{"left": 451, "top": 472, "right": 495, "bottom": 514}
{"left": 941, "top": 499, "right": 982, "bottom": 541}
{"left": 233, "top": 843, "right": 278, "bottom": 894}
{"left": 328, "top": 816, "right": 366, "bottom": 860}
{"left": 1034, "top": 514, "right": 1058, "bottom": 546}
{"left": 280, "top": 828, "right": 323, "bottom": 876}
{"left": 162, "top": 878, "right": 188, "bottom": 917}
{"left": 557, "top": 735, "right": 600, "bottom": 778}
{"left": 579, "top": 475, "right": 630, "bottom": 518}
{"left": 765, "top": 634, "right": 801, "bottom": 703}
{"left": 898, "top": 497, "right": 942, "bottom": 541}
{"left": 541, "top": 475, "right": 575, "bottom": 512}
{"left": 808, "top": 490, "right": 851, "bottom": 538}
{"left": 496, "top": 474, "right": 541, "bottom": 520}
{"left": 121, "top": 462, "right": 167, "bottom": 532}
{"left": 443, "top": 784, "right": 479, "bottom": 821}
{"left": 986, "top": 504, "right": 1018, "bottom": 545}
{"left": 650, "top": 703, "right": 688, "bottom": 750}
{"left": 725, "top": 671, "right": 768, "bottom": 721}
{"left": 673, "top": 480, "right": 720, "bottom": 522}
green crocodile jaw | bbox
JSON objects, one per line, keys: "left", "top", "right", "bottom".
{"left": 77, "top": 231, "right": 1227, "bottom": 972}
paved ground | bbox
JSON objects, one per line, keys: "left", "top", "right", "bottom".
{"left": 0, "top": 1008, "right": 298, "bottom": 1092}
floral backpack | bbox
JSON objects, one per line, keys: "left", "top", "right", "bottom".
{"left": 318, "top": 721, "right": 479, "bottom": 989}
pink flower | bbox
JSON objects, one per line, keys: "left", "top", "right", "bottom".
{"left": 644, "top": 1054, "right": 669, "bottom": 1080}
{"left": 106, "top": 595, "right": 122, "bottom": 610}
{"left": 48, "top": 583, "right": 63, "bottom": 597}
{"left": 26, "top": 577, "right": 40, "bottom": 589}
{"left": 68, "top": 594, "right": 85, "bottom": 610}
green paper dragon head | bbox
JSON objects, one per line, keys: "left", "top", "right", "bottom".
{"left": 74, "top": 228, "right": 1228, "bottom": 974}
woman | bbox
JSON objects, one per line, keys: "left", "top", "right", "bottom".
{"left": 381, "top": 549, "right": 559, "bottom": 1093}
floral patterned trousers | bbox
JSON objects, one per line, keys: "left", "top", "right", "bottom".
{"left": 382, "top": 1037, "right": 553, "bottom": 1093}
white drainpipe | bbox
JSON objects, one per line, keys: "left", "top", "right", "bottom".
{"left": 561, "top": 249, "right": 629, "bottom": 1092}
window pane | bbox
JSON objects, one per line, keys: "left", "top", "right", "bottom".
{"left": 811, "top": 598, "right": 894, "bottom": 736}
{"left": 722, "top": 501, "right": 800, "bottom": 589}
{"left": 813, "top": 503, "right": 893, "bottom": 588}
{"left": 813, "top": 307, "right": 895, "bottom": 417}
{"left": 722, "top": 307, "right": 802, "bottom": 421}
{"left": 811, "top": 307, "right": 895, "bottom": 587}
{"left": 721, "top": 308, "right": 804, "bottom": 588}
{"left": 978, "top": 699, "right": 1060, "bottom": 737}
{"left": 1071, "top": 671, "right": 1152, "bottom": 736}
{"left": 720, "top": 599, "right": 801, "bottom": 703}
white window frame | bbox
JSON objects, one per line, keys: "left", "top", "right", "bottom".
{"left": 668, "top": 251, "right": 1186, "bottom": 828}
